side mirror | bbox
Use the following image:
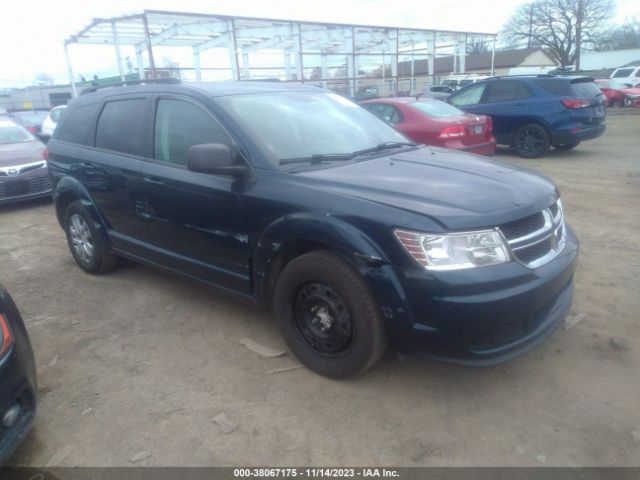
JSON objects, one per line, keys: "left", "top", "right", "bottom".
{"left": 187, "top": 143, "right": 248, "bottom": 177}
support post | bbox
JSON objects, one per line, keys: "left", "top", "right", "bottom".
{"left": 321, "top": 53, "right": 329, "bottom": 88}
{"left": 242, "top": 51, "right": 250, "bottom": 79}
{"left": 135, "top": 47, "right": 144, "bottom": 79}
{"left": 229, "top": 20, "right": 240, "bottom": 81}
{"left": 64, "top": 42, "right": 78, "bottom": 98}
{"left": 459, "top": 34, "right": 467, "bottom": 73}
{"left": 491, "top": 37, "right": 496, "bottom": 76}
{"left": 193, "top": 49, "right": 202, "bottom": 81}
{"left": 142, "top": 15, "right": 156, "bottom": 78}
{"left": 111, "top": 20, "right": 126, "bottom": 81}
{"left": 284, "top": 52, "right": 293, "bottom": 80}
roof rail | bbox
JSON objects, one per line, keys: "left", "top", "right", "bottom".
{"left": 81, "top": 77, "right": 181, "bottom": 95}
{"left": 487, "top": 74, "right": 559, "bottom": 80}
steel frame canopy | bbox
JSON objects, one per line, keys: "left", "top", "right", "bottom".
{"left": 64, "top": 9, "right": 496, "bottom": 97}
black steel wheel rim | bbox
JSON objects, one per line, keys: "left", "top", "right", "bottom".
{"left": 293, "top": 282, "right": 353, "bottom": 355}
{"left": 516, "top": 127, "right": 545, "bottom": 155}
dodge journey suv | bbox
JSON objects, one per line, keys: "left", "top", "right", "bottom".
{"left": 48, "top": 80, "right": 579, "bottom": 378}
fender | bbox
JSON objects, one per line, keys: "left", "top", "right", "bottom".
{"left": 252, "top": 212, "right": 414, "bottom": 329}
{"left": 52, "top": 175, "right": 110, "bottom": 241}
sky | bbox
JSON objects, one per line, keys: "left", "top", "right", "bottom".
{"left": 0, "top": 0, "right": 638, "bottom": 88}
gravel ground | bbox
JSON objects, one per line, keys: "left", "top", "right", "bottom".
{"left": 1, "top": 114, "right": 638, "bottom": 467}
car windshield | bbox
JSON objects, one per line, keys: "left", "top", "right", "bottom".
{"left": 411, "top": 100, "right": 464, "bottom": 118}
{"left": 0, "top": 124, "right": 34, "bottom": 144}
{"left": 218, "top": 91, "right": 407, "bottom": 169}
{"left": 50, "top": 107, "right": 66, "bottom": 122}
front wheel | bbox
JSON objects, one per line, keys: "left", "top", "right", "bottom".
{"left": 273, "top": 251, "right": 387, "bottom": 378}
{"left": 553, "top": 142, "right": 580, "bottom": 151}
{"left": 513, "top": 123, "right": 550, "bottom": 158}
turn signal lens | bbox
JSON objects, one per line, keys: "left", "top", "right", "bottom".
{"left": 0, "top": 313, "right": 14, "bottom": 358}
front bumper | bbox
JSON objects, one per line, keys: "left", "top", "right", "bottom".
{"left": 369, "top": 225, "right": 579, "bottom": 366}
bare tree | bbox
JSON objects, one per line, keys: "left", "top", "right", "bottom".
{"left": 34, "top": 72, "right": 55, "bottom": 86}
{"left": 502, "top": 0, "right": 614, "bottom": 68}
{"left": 593, "top": 17, "right": 640, "bottom": 51}
{"left": 466, "top": 40, "right": 490, "bottom": 54}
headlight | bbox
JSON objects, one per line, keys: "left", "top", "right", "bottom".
{"left": 394, "top": 229, "right": 511, "bottom": 271}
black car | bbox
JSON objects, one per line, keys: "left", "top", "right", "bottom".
{"left": 47, "top": 80, "right": 578, "bottom": 378}
{"left": 448, "top": 75, "right": 606, "bottom": 158}
{"left": 0, "top": 285, "right": 37, "bottom": 464}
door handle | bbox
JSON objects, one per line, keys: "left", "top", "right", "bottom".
{"left": 143, "top": 177, "right": 165, "bottom": 186}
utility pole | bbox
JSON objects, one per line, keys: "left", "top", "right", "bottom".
{"left": 575, "top": 0, "right": 583, "bottom": 71}
{"left": 527, "top": 4, "right": 534, "bottom": 48}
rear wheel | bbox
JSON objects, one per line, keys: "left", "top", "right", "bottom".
{"left": 513, "top": 123, "right": 550, "bottom": 158}
{"left": 273, "top": 251, "right": 387, "bottom": 378}
{"left": 64, "top": 201, "right": 118, "bottom": 274}
{"left": 553, "top": 142, "right": 580, "bottom": 151}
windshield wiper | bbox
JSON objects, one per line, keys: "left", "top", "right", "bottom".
{"left": 279, "top": 153, "right": 355, "bottom": 165}
{"left": 352, "top": 141, "right": 418, "bottom": 157}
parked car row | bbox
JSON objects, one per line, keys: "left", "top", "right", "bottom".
{"left": 595, "top": 79, "right": 640, "bottom": 108}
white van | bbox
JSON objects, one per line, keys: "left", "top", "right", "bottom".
{"left": 609, "top": 66, "right": 640, "bottom": 86}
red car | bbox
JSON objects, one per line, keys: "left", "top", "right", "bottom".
{"left": 596, "top": 79, "right": 640, "bottom": 108}
{"left": 361, "top": 98, "right": 496, "bottom": 156}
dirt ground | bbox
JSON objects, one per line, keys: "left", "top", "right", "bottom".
{"left": 1, "top": 114, "right": 638, "bottom": 467}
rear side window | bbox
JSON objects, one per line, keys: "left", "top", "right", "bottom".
{"left": 449, "top": 83, "right": 486, "bottom": 106}
{"left": 570, "top": 81, "right": 602, "bottom": 98}
{"left": 96, "top": 99, "right": 147, "bottom": 156}
{"left": 483, "top": 81, "right": 532, "bottom": 103}
{"left": 362, "top": 104, "right": 403, "bottom": 124}
{"left": 532, "top": 79, "right": 572, "bottom": 96}
{"left": 612, "top": 68, "right": 634, "bottom": 78}
{"left": 56, "top": 103, "right": 99, "bottom": 145}
{"left": 154, "top": 99, "right": 231, "bottom": 166}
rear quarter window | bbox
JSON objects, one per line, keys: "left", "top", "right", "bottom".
{"left": 56, "top": 103, "right": 99, "bottom": 145}
{"left": 532, "top": 79, "right": 572, "bottom": 96}
{"left": 570, "top": 81, "right": 602, "bottom": 98}
{"left": 612, "top": 68, "right": 634, "bottom": 78}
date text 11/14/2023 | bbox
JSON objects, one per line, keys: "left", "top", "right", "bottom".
{"left": 233, "top": 468, "right": 400, "bottom": 478}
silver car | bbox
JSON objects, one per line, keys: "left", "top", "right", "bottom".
{"left": 0, "top": 120, "right": 51, "bottom": 204}
{"left": 419, "top": 84, "right": 455, "bottom": 100}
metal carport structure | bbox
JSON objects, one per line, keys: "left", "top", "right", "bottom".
{"left": 64, "top": 9, "right": 496, "bottom": 98}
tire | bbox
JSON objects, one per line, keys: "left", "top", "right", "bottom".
{"left": 553, "top": 142, "right": 580, "bottom": 151}
{"left": 512, "top": 123, "right": 550, "bottom": 158}
{"left": 64, "top": 200, "right": 118, "bottom": 274}
{"left": 610, "top": 99, "right": 623, "bottom": 108}
{"left": 273, "top": 251, "right": 387, "bottom": 378}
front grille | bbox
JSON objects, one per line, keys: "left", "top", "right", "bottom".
{"left": 498, "top": 200, "right": 566, "bottom": 268}
{"left": 499, "top": 212, "right": 546, "bottom": 240}
{"left": 0, "top": 175, "right": 51, "bottom": 200}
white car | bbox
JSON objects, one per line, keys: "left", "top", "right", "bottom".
{"left": 40, "top": 105, "right": 67, "bottom": 138}
{"left": 609, "top": 66, "right": 640, "bottom": 86}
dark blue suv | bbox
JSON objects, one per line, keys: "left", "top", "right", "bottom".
{"left": 47, "top": 80, "right": 579, "bottom": 378}
{"left": 448, "top": 75, "right": 606, "bottom": 158}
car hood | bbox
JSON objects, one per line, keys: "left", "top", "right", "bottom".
{"left": 0, "top": 141, "right": 44, "bottom": 167}
{"left": 620, "top": 87, "right": 640, "bottom": 95}
{"left": 296, "top": 146, "right": 558, "bottom": 230}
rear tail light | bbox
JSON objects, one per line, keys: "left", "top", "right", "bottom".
{"left": 42, "top": 148, "right": 49, "bottom": 161}
{"left": 439, "top": 124, "right": 466, "bottom": 139}
{"left": 561, "top": 99, "right": 591, "bottom": 109}
{"left": 486, "top": 117, "right": 493, "bottom": 135}
{"left": 0, "top": 313, "right": 14, "bottom": 358}
{"left": 27, "top": 127, "right": 38, "bottom": 134}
